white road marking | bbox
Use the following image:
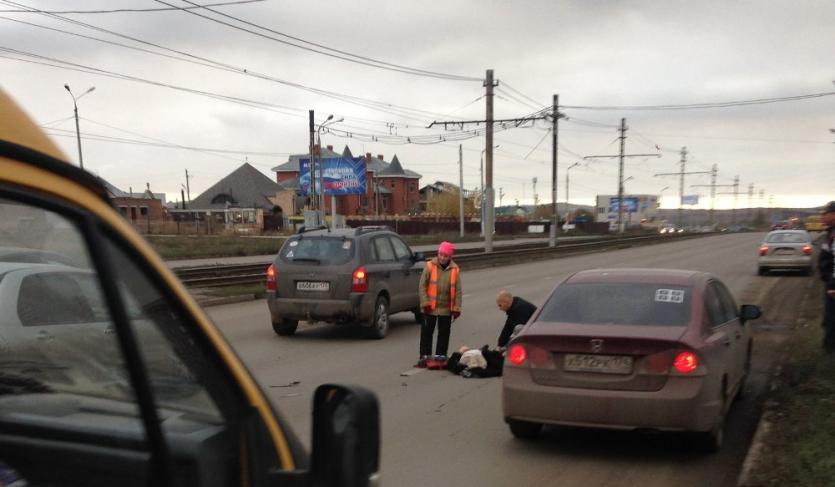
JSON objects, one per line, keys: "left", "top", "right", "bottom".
{"left": 400, "top": 368, "right": 426, "bottom": 377}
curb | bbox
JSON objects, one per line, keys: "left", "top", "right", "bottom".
{"left": 195, "top": 294, "right": 258, "bottom": 307}
{"left": 736, "top": 371, "right": 781, "bottom": 486}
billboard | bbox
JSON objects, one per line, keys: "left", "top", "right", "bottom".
{"left": 608, "top": 196, "right": 639, "bottom": 213}
{"left": 299, "top": 156, "right": 367, "bottom": 195}
{"left": 681, "top": 195, "right": 699, "bottom": 205}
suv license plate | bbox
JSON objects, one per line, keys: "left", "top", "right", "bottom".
{"left": 296, "top": 281, "right": 329, "bottom": 292}
{"left": 563, "top": 354, "right": 633, "bottom": 374}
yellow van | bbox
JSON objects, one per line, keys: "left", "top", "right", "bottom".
{"left": 0, "top": 89, "right": 379, "bottom": 487}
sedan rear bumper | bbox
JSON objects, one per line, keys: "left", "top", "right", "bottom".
{"left": 502, "top": 366, "right": 720, "bottom": 432}
{"left": 758, "top": 255, "right": 812, "bottom": 269}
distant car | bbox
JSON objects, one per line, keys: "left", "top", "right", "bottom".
{"left": 770, "top": 221, "right": 794, "bottom": 231}
{"left": 266, "top": 226, "right": 425, "bottom": 338}
{"left": 502, "top": 268, "right": 761, "bottom": 452}
{"left": 758, "top": 230, "right": 813, "bottom": 275}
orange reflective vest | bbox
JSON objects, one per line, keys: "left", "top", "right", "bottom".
{"left": 426, "top": 260, "right": 460, "bottom": 312}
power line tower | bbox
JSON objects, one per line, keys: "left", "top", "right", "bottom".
{"left": 654, "top": 147, "right": 710, "bottom": 228}
{"left": 747, "top": 183, "right": 754, "bottom": 220}
{"left": 690, "top": 163, "right": 718, "bottom": 225}
{"left": 532, "top": 177, "right": 539, "bottom": 206}
{"left": 584, "top": 118, "right": 659, "bottom": 233}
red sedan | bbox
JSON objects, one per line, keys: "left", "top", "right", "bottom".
{"left": 502, "top": 268, "right": 761, "bottom": 452}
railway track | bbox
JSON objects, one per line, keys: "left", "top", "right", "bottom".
{"left": 174, "top": 232, "right": 720, "bottom": 288}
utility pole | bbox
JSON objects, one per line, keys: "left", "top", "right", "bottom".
{"left": 566, "top": 162, "right": 580, "bottom": 224}
{"left": 532, "top": 177, "right": 538, "bottom": 206}
{"left": 585, "top": 119, "right": 659, "bottom": 233}
{"left": 184, "top": 169, "right": 191, "bottom": 203}
{"left": 428, "top": 69, "right": 549, "bottom": 250}
{"left": 308, "top": 110, "right": 316, "bottom": 215}
{"left": 716, "top": 176, "right": 741, "bottom": 226}
{"left": 747, "top": 183, "right": 754, "bottom": 221}
{"left": 458, "top": 144, "right": 464, "bottom": 238}
{"left": 690, "top": 163, "right": 718, "bottom": 225}
{"left": 550, "top": 94, "right": 559, "bottom": 247}
{"left": 484, "top": 69, "right": 496, "bottom": 252}
{"left": 654, "top": 147, "right": 709, "bottom": 229}
{"left": 498, "top": 187, "right": 504, "bottom": 207}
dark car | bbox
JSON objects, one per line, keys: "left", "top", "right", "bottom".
{"left": 502, "top": 268, "right": 761, "bottom": 452}
{"left": 266, "top": 226, "right": 425, "bottom": 338}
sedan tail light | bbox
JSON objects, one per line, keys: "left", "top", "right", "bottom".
{"left": 507, "top": 344, "right": 528, "bottom": 366}
{"left": 266, "top": 264, "right": 276, "bottom": 292}
{"left": 351, "top": 266, "right": 369, "bottom": 293}
{"left": 759, "top": 244, "right": 769, "bottom": 256}
{"left": 673, "top": 351, "right": 699, "bottom": 374}
{"left": 802, "top": 244, "right": 812, "bottom": 255}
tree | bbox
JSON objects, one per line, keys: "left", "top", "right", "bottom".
{"left": 425, "top": 190, "right": 474, "bottom": 217}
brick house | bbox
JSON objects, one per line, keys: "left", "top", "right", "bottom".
{"left": 104, "top": 181, "right": 166, "bottom": 223}
{"left": 271, "top": 145, "right": 421, "bottom": 216}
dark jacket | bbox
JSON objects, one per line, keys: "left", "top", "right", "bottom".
{"left": 498, "top": 296, "right": 537, "bottom": 347}
{"left": 818, "top": 226, "right": 835, "bottom": 290}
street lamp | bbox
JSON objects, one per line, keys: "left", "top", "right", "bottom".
{"left": 480, "top": 144, "right": 499, "bottom": 236}
{"left": 565, "top": 162, "right": 581, "bottom": 223}
{"left": 316, "top": 114, "right": 343, "bottom": 224}
{"left": 64, "top": 84, "right": 95, "bottom": 169}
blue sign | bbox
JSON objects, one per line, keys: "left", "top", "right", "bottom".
{"left": 608, "top": 197, "right": 639, "bottom": 213}
{"left": 299, "top": 156, "right": 367, "bottom": 195}
{"left": 681, "top": 195, "right": 699, "bottom": 205}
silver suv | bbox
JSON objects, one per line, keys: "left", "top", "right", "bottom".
{"left": 266, "top": 226, "right": 425, "bottom": 338}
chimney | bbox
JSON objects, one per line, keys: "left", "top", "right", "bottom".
{"left": 327, "top": 145, "right": 333, "bottom": 151}
{"left": 377, "top": 154, "right": 384, "bottom": 160}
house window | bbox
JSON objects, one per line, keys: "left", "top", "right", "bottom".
{"left": 140, "top": 207, "right": 148, "bottom": 216}
{"left": 391, "top": 182, "right": 395, "bottom": 188}
{"left": 118, "top": 206, "right": 128, "bottom": 216}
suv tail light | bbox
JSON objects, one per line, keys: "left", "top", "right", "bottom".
{"left": 266, "top": 264, "right": 276, "bottom": 291}
{"left": 673, "top": 351, "right": 699, "bottom": 374}
{"left": 759, "top": 244, "right": 768, "bottom": 256}
{"left": 802, "top": 244, "right": 812, "bottom": 255}
{"left": 351, "top": 266, "right": 368, "bottom": 293}
{"left": 507, "top": 344, "right": 527, "bottom": 366}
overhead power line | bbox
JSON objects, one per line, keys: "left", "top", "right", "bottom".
{"left": 155, "top": 0, "right": 481, "bottom": 82}
{"left": 561, "top": 91, "right": 835, "bottom": 110}
{"left": 0, "top": 0, "right": 265, "bottom": 14}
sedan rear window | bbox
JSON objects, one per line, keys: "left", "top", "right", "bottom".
{"left": 280, "top": 237, "right": 354, "bottom": 265}
{"left": 539, "top": 283, "right": 692, "bottom": 327}
{"left": 766, "top": 233, "right": 808, "bottom": 244}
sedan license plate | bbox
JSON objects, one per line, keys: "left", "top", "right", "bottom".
{"left": 563, "top": 354, "right": 633, "bottom": 375}
{"left": 774, "top": 248, "right": 795, "bottom": 256}
{"left": 296, "top": 281, "right": 329, "bottom": 292}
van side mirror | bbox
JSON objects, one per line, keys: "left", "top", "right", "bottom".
{"left": 311, "top": 384, "right": 380, "bottom": 487}
{"left": 740, "top": 304, "right": 762, "bottom": 323}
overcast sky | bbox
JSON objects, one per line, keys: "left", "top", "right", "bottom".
{"left": 2, "top": 0, "right": 834, "bottom": 210}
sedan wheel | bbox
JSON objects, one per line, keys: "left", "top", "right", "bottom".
{"left": 693, "top": 415, "right": 725, "bottom": 453}
{"left": 367, "top": 296, "right": 390, "bottom": 339}
{"left": 508, "top": 420, "right": 543, "bottom": 440}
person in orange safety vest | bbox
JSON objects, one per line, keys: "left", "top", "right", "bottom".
{"left": 416, "top": 241, "right": 462, "bottom": 368}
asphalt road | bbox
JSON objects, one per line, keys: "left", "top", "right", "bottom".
{"left": 207, "top": 232, "right": 804, "bottom": 487}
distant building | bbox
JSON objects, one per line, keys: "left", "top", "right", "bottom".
{"left": 419, "top": 181, "right": 478, "bottom": 214}
{"left": 595, "top": 194, "right": 660, "bottom": 227}
{"left": 104, "top": 180, "right": 166, "bottom": 224}
{"left": 272, "top": 145, "right": 421, "bottom": 216}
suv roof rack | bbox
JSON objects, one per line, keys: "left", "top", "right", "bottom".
{"left": 354, "top": 225, "right": 391, "bottom": 236}
{"left": 297, "top": 224, "right": 329, "bottom": 234}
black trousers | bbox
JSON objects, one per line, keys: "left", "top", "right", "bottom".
{"left": 420, "top": 314, "right": 452, "bottom": 357}
{"left": 823, "top": 292, "right": 835, "bottom": 351}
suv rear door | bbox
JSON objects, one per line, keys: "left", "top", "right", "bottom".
{"left": 388, "top": 235, "right": 421, "bottom": 312}
{"left": 366, "top": 236, "right": 401, "bottom": 309}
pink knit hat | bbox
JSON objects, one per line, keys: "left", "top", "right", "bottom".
{"left": 438, "top": 241, "right": 455, "bottom": 257}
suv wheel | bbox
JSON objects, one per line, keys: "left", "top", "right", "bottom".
{"left": 508, "top": 420, "right": 542, "bottom": 439}
{"left": 367, "top": 296, "right": 390, "bottom": 339}
{"left": 272, "top": 318, "right": 298, "bottom": 336}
